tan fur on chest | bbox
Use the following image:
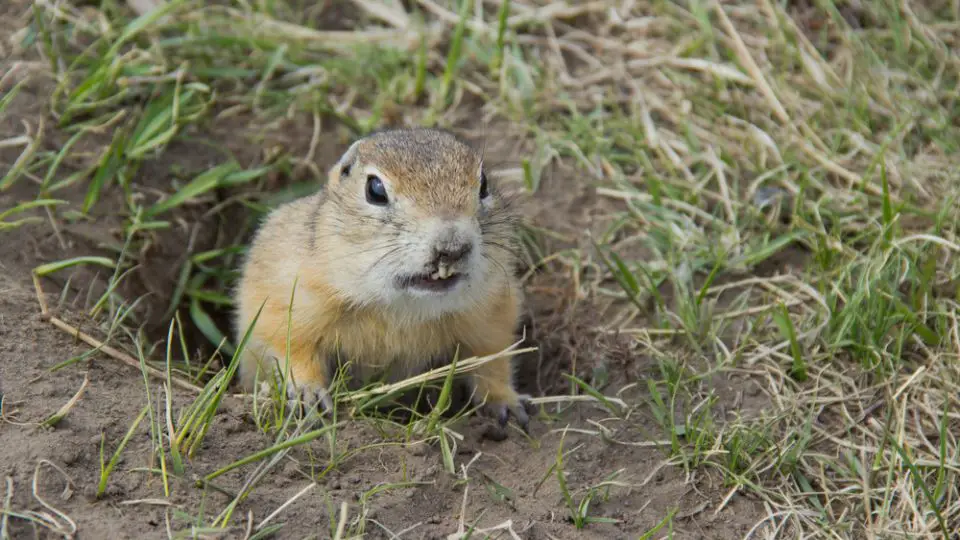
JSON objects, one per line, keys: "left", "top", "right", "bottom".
{"left": 239, "top": 264, "right": 520, "bottom": 387}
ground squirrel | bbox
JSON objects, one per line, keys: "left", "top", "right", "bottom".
{"left": 232, "top": 128, "right": 532, "bottom": 431}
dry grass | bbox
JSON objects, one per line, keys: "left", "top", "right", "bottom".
{"left": 3, "top": 0, "right": 960, "bottom": 538}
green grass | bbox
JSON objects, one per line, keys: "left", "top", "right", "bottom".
{"left": 3, "top": 0, "right": 960, "bottom": 537}
{"left": 98, "top": 404, "right": 150, "bottom": 498}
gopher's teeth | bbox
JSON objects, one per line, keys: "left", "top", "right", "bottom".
{"left": 426, "top": 268, "right": 458, "bottom": 281}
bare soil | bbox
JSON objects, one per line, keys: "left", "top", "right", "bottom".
{"left": 0, "top": 8, "right": 772, "bottom": 540}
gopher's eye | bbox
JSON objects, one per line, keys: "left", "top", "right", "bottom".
{"left": 366, "top": 175, "right": 388, "bottom": 206}
{"left": 479, "top": 171, "right": 489, "bottom": 200}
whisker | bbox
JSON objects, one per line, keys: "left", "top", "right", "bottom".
{"left": 320, "top": 242, "right": 405, "bottom": 265}
{"left": 483, "top": 252, "right": 512, "bottom": 285}
{"left": 483, "top": 240, "right": 526, "bottom": 261}
{"left": 368, "top": 244, "right": 409, "bottom": 273}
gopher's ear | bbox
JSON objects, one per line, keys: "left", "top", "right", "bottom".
{"left": 327, "top": 139, "right": 362, "bottom": 187}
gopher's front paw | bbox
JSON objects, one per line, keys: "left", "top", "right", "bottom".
{"left": 283, "top": 379, "right": 334, "bottom": 417}
{"left": 478, "top": 393, "right": 534, "bottom": 438}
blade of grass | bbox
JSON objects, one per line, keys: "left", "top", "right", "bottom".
{"left": 202, "top": 423, "right": 341, "bottom": 483}
{"left": 439, "top": 0, "right": 471, "bottom": 106}
{"left": 97, "top": 404, "right": 149, "bottom": 498}
{"left": 33, "top": 256, "right": 116, "bottom": 277}
{"left": 40, "top": 374, "right": 90, "bottom": 429}
{"left": 0, "top": 121, "right": 43, "bottom": 191}
{"left": 772, "top": 302, "right": 807, "bottom": 382}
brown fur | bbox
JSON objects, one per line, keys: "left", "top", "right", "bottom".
{"left": 233, "top": 128, "right": 526, "bottom": 417}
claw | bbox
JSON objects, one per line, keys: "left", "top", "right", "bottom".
{"left": 284, "top": 380, "right": 334, "bottom": 419}
{"left": 497, "top": 407, "right": 510, "bottom": 427}
{"left": 487, "top": 394, "right": 533, "bottom": 435}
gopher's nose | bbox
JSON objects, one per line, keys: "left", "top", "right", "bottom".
{"left": 431, "top": 242, "right": 473, "bottom": 267}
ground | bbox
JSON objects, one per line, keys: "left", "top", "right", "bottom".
{"left": 2, "top": 1, "right": 960, "bottom": 539}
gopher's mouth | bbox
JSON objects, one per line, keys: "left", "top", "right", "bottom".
{"left": 397, "top": 270, "right": 464, "bottom": 293}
